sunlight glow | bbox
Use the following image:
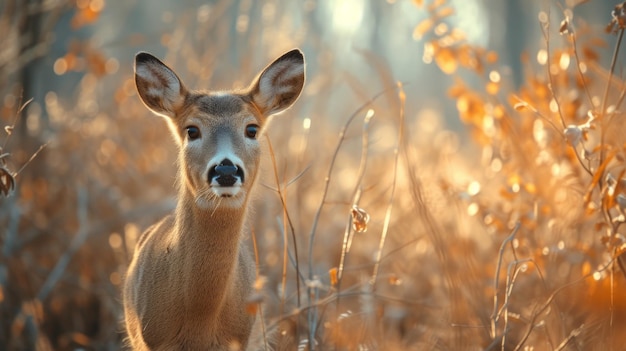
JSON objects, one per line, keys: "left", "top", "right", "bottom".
{"left": 467, "top": 202, "right": 479, "bottom": 216}
{"left": 329, "top": 0, "right": 364, "bottom": 35}
{"left": 449, "top": 0, "right": 489, "bottom": 47}
{"left": 537, "top": 49, "right": 548, "bottom": 65}
{"left": 468, "top": 181, "right": 481, "bottom": 196}
{"left": 559, "top": 53, "right": 570, "bottom": 70}
{"left": 489, "top": 70, "right": 501, "bottom": 83}
{"left": 490, "top": 158, "right": 502, "bottom": 172}
{"left": 592, "top": 271, "right": 602, "bottom": 281}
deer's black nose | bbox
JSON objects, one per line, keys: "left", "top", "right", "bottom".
{"left": 209, "top": 159, "right": 244, "bottom": 187}
{"left": 215, "top": 159, "right": 237, "bottom": 177}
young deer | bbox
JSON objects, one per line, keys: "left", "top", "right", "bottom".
{"left": 123, "top": 49, "right": 305, "bottom": 350}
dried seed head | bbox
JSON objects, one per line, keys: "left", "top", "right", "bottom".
{"left": 564, "top": 125, "right": 583, "bottom": 146}
{"left": 559, "top": 18, "right": 572, "bottom": 36}
{"left": 0, "top": 166, "right": 15, "bottom": 197}
{"left": 351, "top": 205, "right": 370, "bottom": 233}
{"left": 607, "top": 1, "right": 626, "bottom": 33}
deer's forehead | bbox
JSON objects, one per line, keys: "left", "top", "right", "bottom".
{"left": 176, "top": 94, "right": 259, "bottom": 131}
{"left": 185, "top": 94, "right": 250, "bottom": 117}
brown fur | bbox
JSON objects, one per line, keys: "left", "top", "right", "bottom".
{"left": 123, "top": 50, "right": 305, "bottom": 350}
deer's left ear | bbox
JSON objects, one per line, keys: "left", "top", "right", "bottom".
{"left": 249, "top": 49, "right": 305, "bottom": 116}
{"left": 134, "top": 52, "right": 188, "bottom": 118}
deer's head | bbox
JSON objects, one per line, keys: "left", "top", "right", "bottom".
{"left": 134, "top": 50, "right": 305, "bottom": 209}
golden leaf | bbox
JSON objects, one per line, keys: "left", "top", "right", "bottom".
{"left": 447, "top": 83, "right": 465, "bottom": 98}
{"left": 524, "top": 182, "right": 537, "bottom": 195}
{"left": 486, "top": 81, "right": 499, "bottom": 95}
{"left": 486, "top": 51, "right": 499, "bottom": 64}
{"left": 513, "top": 102, "right": 528, "bottom": 111}
{"left": 434, "top": 47, "right": 457, "bottom": 74}
{"left": 388, "top": 274, "right": 402, "bottom": 286}
{"left": 71, "top": 7, "right": 102, "bottom": 29}
{"left": 413, "top": 18, "right": 434, "bottom": 40}
{"left": 435, "top": 6, "right": 454, "bottom": 19}
{"left": 245, "top": 292, "right": 264, "bottom": 315}
{"left": 428, "top": 0, "right": 446, "bottom": 12}
{"left": 456, "top": 93, "right": 485, "bottom": 125}
{"left": 581, "top": 261, "right": 592, "bottom": 276}
{"left": 594, "top": 222, "right": 606, "bottom": 232}
{"left": 583, "top": 150, "right": 617, "bottom": 207}
{"left": 329, "top": 267, "right": 338, "bottom": 286}
{"left": 582, "top": 47, "right": 599, "bottom": 62}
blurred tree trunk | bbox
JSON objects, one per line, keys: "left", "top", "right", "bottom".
{"left": 0, "top": 0, "right": 66, "bottom": 137}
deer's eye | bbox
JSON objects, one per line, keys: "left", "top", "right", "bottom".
{"left": 245, "top": 124, "right": 259, "bottom": 139}
{"left": 186, "top": 126, "right": 200, "bottom": 140}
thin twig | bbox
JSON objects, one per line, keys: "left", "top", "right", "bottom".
{"left": 513, "top": 258, "right": 615, "bottom": 351}
{"left": 568, "top": 24, "right": 594, "bottom": 108}
{"left": 512, "top": 95, "right": 562, "bottom": 135}
{"left": 490, "top": 222, "right": 520, "bottom": 339}
{"left": 599, "top": 28, "right": 625, "bottom": 168}
{"left": 250, "top": 228, "right": 270, "bottom": 351}
{"left": 2, "top": 97, "right": 32, "bottom": 150}
{"left": 554, "top": 324, "right": 584, "bottom": 351}
{"left": 14, "top": 142, "right": 47, "bottom": 178}
{"left": 337, "top": 109, "right": 374, "bottom": 284}
{"left": 540, "top": 11, "right": 567, "bottom": 129}
{"left": 305, "top": 83, "right": 403, "bottom": 348}
{"left": 501, "top": 258, "right": 533, "bottom": 350}
{"left": 371, "top": 82, "right": 406, "bottom": 290}
{"left": 265, "top": 136, "right": 301, "bottom": 310}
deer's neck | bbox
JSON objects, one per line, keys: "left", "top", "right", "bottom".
{"left": 170, "top": 188, "right": 249, "bottom": 313}
{"left": 174, "top": 193, "right": 247, "bottom": 246}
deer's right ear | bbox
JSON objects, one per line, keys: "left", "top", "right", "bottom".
{"left": 134, "top": 52, "right": 187, "bottom": 118}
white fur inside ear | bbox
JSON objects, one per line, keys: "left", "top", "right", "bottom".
{"left": 135, "top": 61, "right": 183, "bottom": 114}
{"left": 256, "top": 60, "right": 304, "bottom": 114}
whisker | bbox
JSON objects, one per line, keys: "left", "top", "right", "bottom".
{"left": 211, "top": 196, "right": 223, "bottom": 217}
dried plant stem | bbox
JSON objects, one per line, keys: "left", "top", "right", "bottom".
{"left": 513, "top": 95, "right": 561, "bottom": 135}
{"left": 513, "top": 258, "right": 615, "bottom": 351}
{"left": 554, "top": 324, "right": 584, "bottom": 351}
{"left": 500, "top": 258, "right": 533, "bottom": 349}
{"left": 599, "top": 28, "right": 624, "bottom": 168}
{"left": 571, "top": 141, "right": 593, "bottom": 177}
{"left": 490, "top": 223, "right": 520, "bottom": 339}
{"left": 250, "top": 228, "right": 270, "bottom": 350}
{"left": 14, "top": 142, "right": 47, "bottom": 178}
{"left": 305, "top": 84, "right": 400, "bottom": 348}
{"left": 611, "top": 82, "right": 626, "bottom": 114}
{"left": 371, "top": 83, "right": 405, "bottom": 290}
{"left": 540, "top": 11, "right": 567, "bottom": 129}
{"left": 266, "top": 284, "right": 433, "bottom": 331}
{"left": 337, "top": 110, "right": 374, "bottom": 285}
{"left": 569, "top": 30, "right": 594, "bottom": 108}
{"left": 266, "top": 136, "right": 301, "bottom": 310}
{"left": 2, "top": 97, "right": 32, "bottom": 150}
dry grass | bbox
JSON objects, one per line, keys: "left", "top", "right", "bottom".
{"left": 1, "top": 0, "right": 626, "bottom": 350}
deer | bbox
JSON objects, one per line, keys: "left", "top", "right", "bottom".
{"left": 123, "top": 49, "right": 305, "bottom": 351}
